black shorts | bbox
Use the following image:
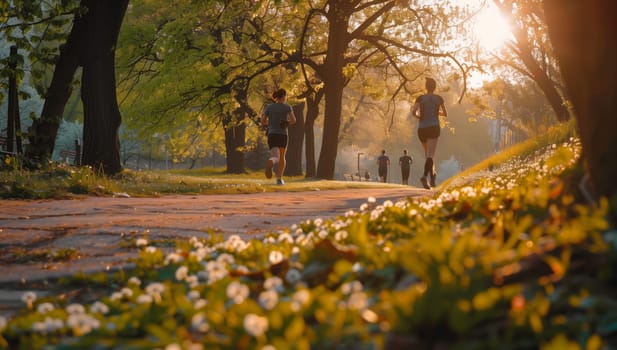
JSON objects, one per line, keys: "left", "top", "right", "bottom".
{"left": 418, "top": 125, "right": 440, "bottom": 143}
{"left": 268, "top": 133, "right": 288, "bottom": 149}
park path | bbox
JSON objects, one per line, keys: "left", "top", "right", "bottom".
{"left": 0, "top": 187, "right": 429, "bottom": 285}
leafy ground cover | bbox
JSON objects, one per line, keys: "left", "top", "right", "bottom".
{"left": 1, "top": 125, "right": 616, "bottom": 350}
{"left": 0, "top": 164, "right": 399, "bottom": 199}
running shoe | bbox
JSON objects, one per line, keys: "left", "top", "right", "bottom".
{"left": 276, "top": 178, "right": 285, "bottom": 185}
{"left": 420, "top": 176, "right": 431, "bottom": 189}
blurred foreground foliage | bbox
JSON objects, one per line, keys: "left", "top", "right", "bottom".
{"left": 1, "top": 123, "right": 616, "bottom": 349}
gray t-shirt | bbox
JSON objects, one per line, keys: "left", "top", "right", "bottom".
{"left": 264, "top": 102, "right": 292, "bottom": 135}
{"left": 415, "top": 94, "right": 444, "bottom": 128}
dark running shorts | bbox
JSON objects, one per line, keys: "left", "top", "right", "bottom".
{"left": 418, "top": 125, "right": 441, "bottom": 143}
{"left": 268, "top": 133, "right": 288, "bottom": 149}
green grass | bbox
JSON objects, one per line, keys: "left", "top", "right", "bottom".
{"left": 0, "top": 164, "right": 401, "bottom": 199}
{"left": 441, "top": 118, "right": 578, "bottom": 189}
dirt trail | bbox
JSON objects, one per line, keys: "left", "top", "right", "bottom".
{"left": 0, "top": 187, "right": 428, "bottom": 286}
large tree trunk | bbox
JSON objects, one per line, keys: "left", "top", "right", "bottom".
{"left": 26, "top": 0, "right": 128, "bottom": 174}
{"left": 80, "top": 0, "right": 128, "bottom": 174}
{"left": 304, "top": 89, "right": 323, "bottom": 178}
{"left": 284, "top": 103, "right": 305, "bottom": 176}
{"left": 316, "top": 4, "right": 350, "bottom": 179}
{"left": 26, "top": 14, "right": 82, "bottom": 162}
{"left": 544, "top": 0, "right": 617, "bottom": 201}
{"left": 223, "top": 115, "right": 246, "bottom": 174}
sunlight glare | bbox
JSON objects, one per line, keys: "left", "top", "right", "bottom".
{"left": 473, "top": 3, "right": 513, "bottom": 51}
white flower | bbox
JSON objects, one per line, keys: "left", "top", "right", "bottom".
{"left": 21, "top": 291, "right": 37, "bottom": 308}
{"left": 226, "top": 281, "right": 249, "bottom": 304}
{"left": 90, "top": 301, "right": 109, "bottom": 314}
{"left": 136, "top": 238, "right": 148, "bottom": 247}
{"left": 175, "top": 266, "right": 189, "bottom": 281}
{"left": 145, "top": 283, "right": 165, "bottom": 296}
{"left": 258, "top": 290, "right": 279, "bottom": 310}
{"left": 0, "top": 316, "right": 7, "bottom": 331}
{"left": 191, "top": 312, "right": 210, "bottom": 333}
{"left": 194, "top": 299, "right": 208, "bottom": 309}
{"left": 37, "top": 302, "right": 55, "bottom": 314}
{"left": 165, "top": 252, "right": 183, "bottom": 265}
{"left": 128, "top": 277, "right": 141, "bottom": 286}
{"left": 67, "top": 313, "right": 100, "bottom": 335}
{"left": 66, "top": 303, "right": 86, "bottom": 314}
{"left": 136, "top": 294, "right": 153, "bottom": 304}
{"left": 285, "top": 269, "right": 302, "bottom": 285}
{"left": 268, "top": 250, "right": 284, "bottom": 265}
{"left": 361, "top": 309, "right": 379, "bottom": 323}
{"left": 262, "top": 345, "right": 277, "bottom": 350}
{"left": 334, "top": 230, "right": 348, "bottom": 241}
{"left": 201, "top": 260, "right": 228, "bottom": 284}
{"left": 367, "top": 197, "right": 376, "bottom": 204}
{"left": 243, "top": 313, "right": 268, "bottom": 337}
{"left": 291, "top": 289, "right": 310, "bottom": 311}
{"left": 226, "top": 235, "right": 248, "bottom": 252}
{"left": 341, "top": 281, "right": 363, "bottom": 295}
{"left": 235, "top": 265, "right": 249, "bottom": 274}
{"left": 263, "top": 276, "right": 283, "bottom": 291}
{"left": 186, "top": 275, "right": 199, "bottom": 288}
{"left": 145, "top": 246, "right": 158, "bottom": 254}
{"left": 277, "top": 233, "right": 294, "bottom": 244}
{"left": 187, "top": 290, "right": 201, "bottom": 301}
{"left": 32, "top": 317, "right": 64, "bottom": 334}
{"left": 347, "top": 292, "right": 368, "bottom": 310}
{"left": 121, "top": 288, "right": 133, "bottom": 299}
{"left": 165, "top": 344, "right": 182, "bottom": 350}
{"left": 110, "top": 292, "right": 123, "bottom": 301}
{"left": 317, "top": 230, "right": 328, "bottom": 239}
{"left": 217, "top": 253, "right": 235, "bottom": 265}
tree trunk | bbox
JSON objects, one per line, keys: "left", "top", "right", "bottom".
{"left": 79, "top": 0, "right": 128, "bottom": 174}
{"left": 513, "top": 32, "right": 570, "bottom": 122}
{"left": 304, "top": 89, "right": 323, "bottom": 178}
{"left": 494, "top": 0, "right": 570, "bottom": 122}
{"left": 26, "top": 16, "right": 82, "bottom": 162}
{"left": 223, "top": 115, "right": 246, "bottom": 174}
{"left": 284, "top": 103, "right": 305, "bottom": 176}
{"left": 316, "top": 4, "right": 350, "bottom": 179}
{"left": 544, "top": 0, "right": 617, "bottom": 201}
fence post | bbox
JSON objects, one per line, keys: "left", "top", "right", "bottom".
{"left": 74, "top": 139, "right": 82, "bottom": 166}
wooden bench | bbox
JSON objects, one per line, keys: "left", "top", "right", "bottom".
{"left": 59, "top": 149, "right": 79, "bottom": 165}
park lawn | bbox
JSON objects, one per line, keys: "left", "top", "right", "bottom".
{"left": 1, "top": 121, "right": 616, "bottom": 349}
{"left": 0, "top": 164, "right": 402, "bottom": 199}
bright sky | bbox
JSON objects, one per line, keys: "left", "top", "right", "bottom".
{"left": 462, "top": 0, "right": 515, "bottom": 88}
{"left": 471, "top": 1, "right": 513, "bottom": 51}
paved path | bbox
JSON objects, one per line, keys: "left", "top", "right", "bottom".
{"left": 0, "top": 188, "right": 428, "bottom": 285}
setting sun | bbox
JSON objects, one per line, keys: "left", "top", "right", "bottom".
{"left": 472, "top": 2, "right": 513, "bottom": 51}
